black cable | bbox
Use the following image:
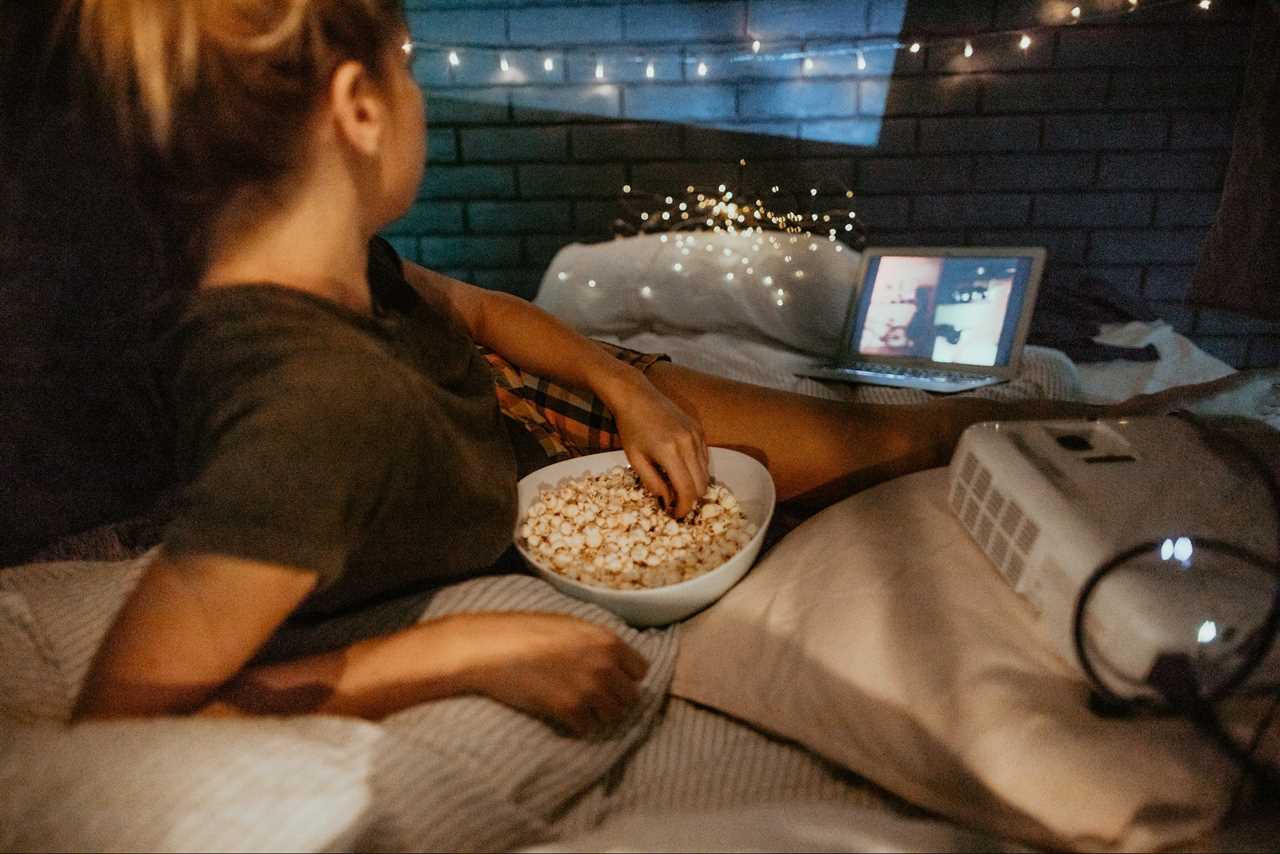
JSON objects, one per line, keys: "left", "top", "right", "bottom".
{"left": 1070, "top": 413, "right": 1280, "bottom": 808}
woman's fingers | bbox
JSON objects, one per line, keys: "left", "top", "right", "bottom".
{"left": 626, "top": 452, "right": 673, "bottom": 509}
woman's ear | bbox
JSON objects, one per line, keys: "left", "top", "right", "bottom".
{"left": 328, "top": 60, "right": 385, "bottom": 157}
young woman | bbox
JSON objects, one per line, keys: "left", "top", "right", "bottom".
{"left": 61, "top": 0, "right": 1275, "bottom": 734}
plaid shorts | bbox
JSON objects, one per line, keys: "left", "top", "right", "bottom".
{"left": 480, "top": 341, "right": 671, "bottom": 462}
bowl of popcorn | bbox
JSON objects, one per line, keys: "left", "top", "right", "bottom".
{"left": 514, "top": 447, "right": 776, "bottom": 626}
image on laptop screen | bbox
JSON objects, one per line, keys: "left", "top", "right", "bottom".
{"left": 851, "top": 254, "right": 1034, "bottom": 367}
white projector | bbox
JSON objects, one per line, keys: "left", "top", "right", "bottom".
{"left": 949, "top": 416, "right": 1280, "bottom": 701}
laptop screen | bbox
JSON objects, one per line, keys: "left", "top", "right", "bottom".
{"left": 850, "top": 254, "right": 1036, "bottom": 368}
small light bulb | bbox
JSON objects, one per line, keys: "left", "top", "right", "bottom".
{"left": 401, "top": 40, "right": 413, "bottom": 56}
{"left": 752, "top": 40, "right": 762, "bottom": 53}
{"left": 803, "top": 57, "right": 814, "bottom": 71}
{"left": 909, "top": 42, "right": 921, "bottom": 53}
{"left": 1198, "top": 620, "right": 1218, "bottom": 644}
{"left": 448, "top": 50, "right": 460, "bottom": 66}
{"left": 595, "top": 61, "right": 605, "bottom": 79}
{"left": 622, "top": 184, "right": 632, "bottom": 193}
{"left": 1071, "top": 6, "right": 1081, "bottom": 18}
{"left": 1198, "top": 0, "right": 1211, "bottom": 8}
{"left": 1019, "top": 34, "right": 1032, "bottom": 50}
{"left": 544, "top": 56, "right": 555, "bottom": 72}
{"left": 1129, "top": 0, "right": 1139, "bottom": 6}
{"left": 963, "top": 41, "right": 974, "bottom": 58}
{"left": 856, "top": 50, "right": 867, "bottom": 71}
{"left": 646, "top": 61, "right": 656, "bottom": 78}
{"left": 587, "top": 280, "right": 597, "bottom": 288}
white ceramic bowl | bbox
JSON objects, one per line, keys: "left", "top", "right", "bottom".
{"left": 513, "top": 448, "right": 776, "bottom": 627}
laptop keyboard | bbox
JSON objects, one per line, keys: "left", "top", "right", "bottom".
{"left": 845, "top": 361, "right": 990, "bottom": 383}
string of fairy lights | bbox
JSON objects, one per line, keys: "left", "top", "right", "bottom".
{"left": 404, "top": 0, "right": 1220, "bottom": 83}
{"left": 404, "top": 0, "right": 1224, "bottom": 308}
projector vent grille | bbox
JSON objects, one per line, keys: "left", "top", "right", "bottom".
{"left": 952, "top": 453, "right": 1038, "bottom": 588}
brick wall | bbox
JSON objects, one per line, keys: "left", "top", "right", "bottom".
{"left": 388, "top": 0, "right": 1277, "bottom": 369}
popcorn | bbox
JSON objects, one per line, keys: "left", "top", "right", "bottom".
{"left": 519, "top": 465, "right": 758, "bottom": 590}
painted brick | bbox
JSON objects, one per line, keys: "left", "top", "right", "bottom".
{"left": 519, "top": 163, "right": 628, "bottom": 197}
{"left": 460, "top": 126, "right": 569, "bottom": 161}
{"left": 511, "top": 85, "right": 622, "bottom": 120}
{"left": 1097, "top": 152, "right": 1226, "bottom": 190}
{"left": 869, "top": 229, "right": 966, "bottom": 246}
{"left": 525, "top": 235, "right": 582, "bottom": 270}
{"left": 428, "top": 91, "right": 510, "bottom": 124}
{"left": 509, "top": 5, "right": 622, "bottom": 44}
{"left": 384, "top": 236, "right": 421, "bottom": 265}
{"left": 859, "top": 156, "right": 970, "bottom": 193}
{"left": 927, "top": 35, "right": 1053, "bottom": 73}
{"left": 1196, "top": 308, "right": 1280, "bottom": 336}
{"left": 568, "top": 54, "right": 682, "bottom": 85}
{"left": 972, "top": 154, "right": 1095, "bottom": 190}
{"left": 574, "top": 123, "right": 687, "bottom": 161}
{"left": 880, "top": 76, "right": 981, "bottom": 115}
{"left": 850, "top": 195, "right": 912, "bottom": 230}
{"left": 968, "top": 229, "right": 1089, "bottom": 264}
{"left": 747, "top": 1, "right": 871, "bottom": 38}
{"left": 1108, "top": 67, "right": 1244, "bottom": 110}
{"left": 1042, "top": 265, "right": 1144, "bottom": 296}
{"left": 865, "top": 0, "right": 910, "bottom": 35}
{"left": 1088, "top": 229, "right": 1206, "bottom": 265}
{"left": 385, "top": 201, "right": 466, "bottom": 235}
{"left": 1043, "top": 113, "right": 1167, "bottom": 151}
{"left": 687, "top": 124, "right": 798, "bottom": 159}
{"left": 741, "top": 158, "right": 857, "bottom": 192}
{"left": 898, "top": 0, "right": 995, "bottom": 34}
{"left": 1169, "top": 112, "right": 1236, "bottom": 150}
{"left": 630, "top": 160, "right": 741, "bottom": 191}
{"left": 1144, "top": 266, "right": 1194, "bottom": 301}
{"left": 740, "top": 81, "right": 859, "bottom": 119}
{"left": 448, "top": 49, "right": 563, "bottom": 87}
{"left": 913, "top": 193, "right": 1031, "bottom": 228}
{"left": 801, "top": 45, "right": 900, "bottom": 79}
{"left": 1033, "top": 192, "right": 1153, "bottom": 227}
{"left": 981, "top": 70, "right": 1110, "bottom": 112}
{"left": 411, "top": 48, "right": 453, "bottom": 87}
{"left": 406, "top": 9, "right": 507, "bottom": 46}
{"left": 623, "top": 2, "right": 747, "bottom": 41}
{"left": 573, "top": 201, "right": 623, "bottom": 238}
{"left": 626, "top": 85, "right": 737, "bottom": 121}
{"left": 1246, "top": 337, "right": 1280, "bottom": 369}
{"left": 1154, "top": 192, "right": 1221, "bottom": 227}
{"left": 918, "top": 116, "right": 1039, "bottom": 152}
{"left": 1148, "top": 300, "right": 1197, "bottom": 335}
{"left": 421, "top": 236, "right": 522, "bottom": 269}
{"left": 428, "top": 130, "right": 459, "bottom": 164}
{"left": 1191, "top": 335, "right": 1247, "bottom": 367}
{"left": 420, "top": 165, "right": 518, "bottom": 199}
{"left": 468, "top": 201, "right": 573, "bottom": 233}
{"left": 1184, "top": 24, "right": 1252, "bottom": 67}
{"left": 799, "top": 117, "right": 915, "bottom": 153}
{"left": 1055, "top": 27, "right": 1183, "bottom": 68}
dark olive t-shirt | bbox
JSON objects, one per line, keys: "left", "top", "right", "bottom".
{"left": 160, "top": 238, "right": 519, "bottom": 616}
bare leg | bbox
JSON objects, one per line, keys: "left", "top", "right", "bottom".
{"left": 646, "top": 364, "right": 1280, "bottom": 515}
{"left": 645, "top": 362, "right": 1100, "bottom": 512}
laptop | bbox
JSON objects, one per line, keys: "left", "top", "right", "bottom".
{"left": 796, "top": 246, "right": 1046, "bottom": 394}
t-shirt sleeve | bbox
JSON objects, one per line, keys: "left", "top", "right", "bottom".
{"left": 162, "top": 314, "right": 419, "bottom": 586}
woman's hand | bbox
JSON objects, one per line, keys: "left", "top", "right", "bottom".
{"left": 451, "top": 613, "right": 650, "bottom": 737}
{"left": 603, "top": 370, "right": 710, "bottom": 518}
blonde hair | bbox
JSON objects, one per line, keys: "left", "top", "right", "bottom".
{"left": 61, "top": 0, "right": 405, "bottom": 276}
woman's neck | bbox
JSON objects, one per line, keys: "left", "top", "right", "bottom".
{"left": 200, "top": 173, "right": 374, "bottom": 316}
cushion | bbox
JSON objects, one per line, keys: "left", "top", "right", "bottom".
{"left": 534, "top": 231, "right": 861, "bottom": 356}
{"left": 0, "top": 555, "right": 678, "bottom": 852}
{"left": 672, "top": 468, "right": 1273, "bottom": 852}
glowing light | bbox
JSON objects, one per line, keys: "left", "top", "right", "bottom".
{"left": 1071, "top": 6, "right": 1081, "bottom": 18}
{"left": 557, "top": 271, "right": 569, "bottom": 281}
{"left": 500, "top": 55, "right": 510, "bottom": 72}
{"left": 963, "top": 42, "right": 974, "bottom": 58}
{"left": 909, "top": 42, "right": 921, "bottom": 53}
{"left": 697, "top": 61, "right": 708, "bottom": 77}
{"left": 763, "top": 276, "right": 774, "bottom": 285}
{"left": 646, "top": 61, "right": 656, "bottom": 78}
{"left": 448, "top": 50, "right": 460, "bottom": 66}
{"left": 622, "top": 184, "right": 632, "bottom": 193}
{"left": 1019, "top": 34, "right": 1032, "bottom": 50}
{"left": 1198, "top": 0, "right": 1210, "bottom": 8}
{"left": 596, "top": 61, "right": 605, "bottom": 79}
{"left": 640, "top": 286, "right": 653, "bottom": 299}
{"left": 401, "top": 40, "right": 413, "bottom": 56}
{"left": 1173, "top": 537, "right": 1193, "bottom": 563}
{"left": 803, "top": 57, "right": 815, "bottom": 71}
{"left": 752, "top": 40, "right": 762, "bottom": 53}
{"left": 1198, "top": 620, "right": 1218, "bottom": 644}
{"left": 725, "top": 273, "right": 735, "bottom": 282}
{"left": 856, "top": 50, "right": 867, "bottom": 71}
{"left": 587, "top": 279, "right": 597, "bottom": 288}
{"left": 544, "top": 56, "right": 555, "bottom": 72}
{"left": 673, "top": 263, "right": 683, "bottom": 272}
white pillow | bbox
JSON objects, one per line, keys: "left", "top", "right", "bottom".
{"left": 535, "top": 232, "right": 861, "bottom": 356}
{"left": 672, "top": 469, "right": 1273, "bottom": 852}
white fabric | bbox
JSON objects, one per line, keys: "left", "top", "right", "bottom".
{"left": 0, "top": 556, "right": 678, "bottom": 853}
{"left": 672, "top": 469, "right": 1275, "bottom": 853}
{"left": 1076, "top": 321, "right": 1236, "bottom": 402}
{"left": 535, "top": 232, "right": 861, "bottom": 357}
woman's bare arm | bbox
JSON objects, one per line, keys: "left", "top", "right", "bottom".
{"left": 74, "top": 551, "right": 648, "bottom": 733}
{"left": 402, "top": 261, "right": 711, "bottom": 517}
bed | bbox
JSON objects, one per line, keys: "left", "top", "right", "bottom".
{"left": 2, "top": 232, "right": 1275, "bottom": 853}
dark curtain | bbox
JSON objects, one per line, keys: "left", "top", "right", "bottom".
{"left": 1189, "top": 0, "right": 1280, "bottom": 320}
